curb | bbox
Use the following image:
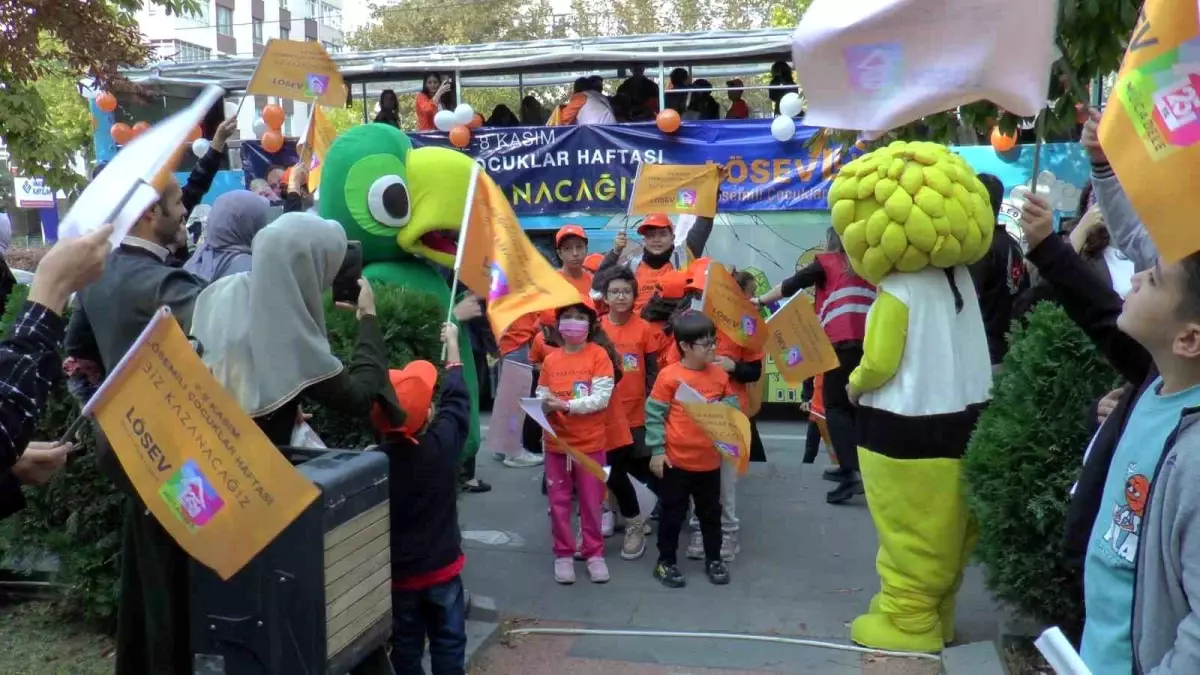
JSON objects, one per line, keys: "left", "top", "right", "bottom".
{"left": 941, "top": 641, "right": 1007, "bottom": 675}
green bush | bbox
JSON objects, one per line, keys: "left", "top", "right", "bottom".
{"left": 964, "top": 302, "right": 1119, "bottom": 631}
{"left": 0, "top": 282, "right": 444, "bottom": 630}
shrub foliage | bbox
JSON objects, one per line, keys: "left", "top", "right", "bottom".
{"left": 964, "top": 302, "right": 1118, "bottom": 630}
{"left": 0, "top": 282, "right": 444, "bottom": 629}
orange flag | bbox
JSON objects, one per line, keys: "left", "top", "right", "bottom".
{"left": 1099, "top": 1, "right": 1200, "bottom": 263}
{"left": 302, "top": 105, "right": 337, "bottom": 192}
{"left": 455, "top": 165, "right": 583, "bottom": 337}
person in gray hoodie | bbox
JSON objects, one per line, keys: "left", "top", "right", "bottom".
{"left": 1020, "top": 182, "right": 1200, "bottom": 675}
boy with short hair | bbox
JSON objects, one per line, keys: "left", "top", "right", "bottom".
{"left": 371, "top": 323, "right": 472, "bottom": 675}
{"left": 646, "top": 311, "right": 738, "bottom": 588}
{"left": 1020, "top": 193, "right": 1200, "bottom": 675}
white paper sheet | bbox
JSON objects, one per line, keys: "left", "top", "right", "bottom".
{"left": 675, "top": 381, "right": 707, "bottom": 403}
{"left": 60, "top": 85, "right": 225, "bottom": 247}
{"left": 519, "top": 397, "right": 557, "bottom": 438}
{"left": 1034, "top": 627, "right": 1092, "bottom": 675}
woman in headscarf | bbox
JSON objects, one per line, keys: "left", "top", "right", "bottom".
{"left": 188, "top": 213, "right": 402, "bottom": 445}
{"left": 183, "top": 190, "right": 272, "bottom": 283}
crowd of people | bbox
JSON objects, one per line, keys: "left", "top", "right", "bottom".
{"left": 366, "top": 60, "right": 801, "bottom": 132}
{"left": 0, "top": 77, "right": 1189, "bottom": 675}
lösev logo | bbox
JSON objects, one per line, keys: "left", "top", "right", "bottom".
{"left": 676, "top": 189, "right": 697, "bottom": 208}
{"left": 159, "top": 460, "right": 225, "bottom": 532}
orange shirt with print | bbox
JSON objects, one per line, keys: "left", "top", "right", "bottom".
{"left": 633, "top": 262, "right": 676, "bottom": 315}
{"left": 537, "top": 343, "right": 614, "bottom": 455}
{"left": 602, "top": 315, "right": 670, "bottom": 427}
{"left": 649, "top": 362, "right": 736, "bottom": 471}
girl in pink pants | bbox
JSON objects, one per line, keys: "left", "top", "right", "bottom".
{"left": 535, "top": 301, "right": 620, "bottom": 584}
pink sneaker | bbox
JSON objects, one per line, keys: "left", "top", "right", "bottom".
{"left": 587, "top": 557, "right": 610, "bottom": 583}
{"left": 554, "top": 557, "right": 576, "bottom": 584}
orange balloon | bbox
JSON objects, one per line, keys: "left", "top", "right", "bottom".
{"left": 110, "top": 122, "right": 133, "bottom": 145}
{"left": 261, "top": 130, "right": 285, "bottom": 153}
{"left": 656, "top": 109, "right": 681, "bottom": 134}
{"left": 132, "top": 121, "right": 151, "bottom": 138}
{"left": 469, "top": 113, "right": 484, "bottom": 129}
{"left": 186, "top": 125, "right": 203, "bottom": 143}
{"left": 96, "top": 91, "right": 118, "bottom": 114}
{"left": 990, "top": 127, "right": 1017, "bottom": 152}
{"left": 449, "top": 125, "right": 471, "bottom": 148}
{"left": 262, "top": 104, "right": 286, "bottom": 131}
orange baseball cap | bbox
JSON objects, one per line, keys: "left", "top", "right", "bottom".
{"left": 583, "top": 253, "right": 604, "bottom": 272}
{"left": 655, "top": 270, "right": 692, "bottom": 300}
{"left": 637, "top": 213, "right": 673, "bottom": 234}
{"left": 371, "top": 361, "right": 438, "bottom": 439}
{"left": 555, "top": 224, "right": 588, "bottom": 247}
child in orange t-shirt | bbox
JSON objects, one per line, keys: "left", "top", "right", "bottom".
{"left": 646, "top": 311, "right": 738, "bottom": 589}
{"left": 599, "top": 266, "right": 671, "bottom": 561}
{"left": 536, "top": 299, "right": 619, "bottom": 585}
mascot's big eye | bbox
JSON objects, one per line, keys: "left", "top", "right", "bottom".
{"left": 367, "top": 176, "right": 411, "bottom": 228}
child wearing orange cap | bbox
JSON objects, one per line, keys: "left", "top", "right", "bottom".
{"left": 536, "top": 297, "right": 622, "bottom": 584}
{"left": 598, "top": 265, "right": 672, "bottom": 560}
{"left": 370, "top": 323, "right": 472, "bottom": 675}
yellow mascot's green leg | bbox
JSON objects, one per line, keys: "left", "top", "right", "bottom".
{"left": 850, "top": 447, "right": 969, "bottom": 654}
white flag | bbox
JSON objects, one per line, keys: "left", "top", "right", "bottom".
{"left": 791, "top": 0, "right": 1058, "bottom": 133}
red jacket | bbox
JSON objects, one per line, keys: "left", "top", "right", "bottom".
{"left": 813, "top": 253, "right": 875, "bottom": 344}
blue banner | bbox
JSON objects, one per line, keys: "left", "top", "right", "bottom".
{"left": 239, "top": 140, "right": 300, "bottom": 190}
{"left": 410, "top": 119, "right": 858, "bottom": 215}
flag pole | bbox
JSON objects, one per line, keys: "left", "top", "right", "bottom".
{"left": 442, "top": 163, "right": 482, "bottom": 360}
{"left": 1029, "top": 109, "right": 1047, "bottom": 194}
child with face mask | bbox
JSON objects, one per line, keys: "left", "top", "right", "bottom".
{"left": 536, "top": 296, "right": 623, "bottom": 584}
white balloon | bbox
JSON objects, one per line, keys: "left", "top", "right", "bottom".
{"left": 224, "top": 101, "right": 239, "bottom": 118}
{"left": 192, "top": 138, "right": 211, "bottom": 159}
{"left": 779, "top": 92, "right": 803, "bottom": 118}
{"left": 453, "top": 104, "right": 475, "bottom": 126}
{"left": 434, "top": 110, "right": 457, "bottom": 132}
{"left": 252, "top": 117, "right": 268, "bottom": 137}
{"left": 771, "top": 115, "right": 796, "bottom": 142}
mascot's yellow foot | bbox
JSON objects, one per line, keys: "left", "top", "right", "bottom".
{"left": 851, "top": 613, "right": 944, "bottom": 654}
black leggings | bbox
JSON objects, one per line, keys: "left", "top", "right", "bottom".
{"left": 606, "top": 427, "right": 658, "bottom": 519}
{"left": 521, "top": 375, "right": 543, "bottom": 454}
{"left": 822, "top": 342, "right": 864, "bottom": 473}
{"left": 656, "top": 466, "right": 721, "bottom": 565}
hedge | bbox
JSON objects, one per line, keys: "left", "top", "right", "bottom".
{"left": 964, "top": 302, "right": 1118, "bottom": 633}
{"left": 0, "top": 282, "right": 444, "bottom": 629}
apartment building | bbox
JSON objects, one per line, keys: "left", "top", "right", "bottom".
{"left": 137, "top": 0, "right": 345, "bottom": 136}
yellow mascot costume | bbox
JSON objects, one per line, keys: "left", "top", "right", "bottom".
{"left": 829, "top": 141, "right": 993, "bottom": 653}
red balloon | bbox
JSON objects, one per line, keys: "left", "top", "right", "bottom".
{"left": 449, "top": 125, "right": 471, "bottom": 148}
{"left": 262, "top": 104, "right": 286, "bottom": 131}
{"left": 131, "top": 121, "right": 151, "bottom": 138}
{"left": 656, "top": 109, "right": 681, "bottom": 134}
{"left": 990, "top": 127, "right": 1017, "bottom": 152}
{"left": 186, "top": 125, "right": 203, "bottom": 143}
{"left": 110, "top": 122, "right": 133, "bottom": 145}
{"left": 261, "top": 130, "right": 285, "bottom": 153}
{"left": 96, "top": 91, "right": 118, "bottom": 113}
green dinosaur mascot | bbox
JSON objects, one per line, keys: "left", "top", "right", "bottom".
{"left": 319, "top": 123, "right": 481, "bottom": 462}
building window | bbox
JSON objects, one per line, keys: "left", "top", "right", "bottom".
{"left": 216, "top": 6, "right": 233, "bottom": 36}
{"left": 253, "top": 19, "right": 263, "bottom": 44}
{"left": 322, "top": 41, "right": 341, "bottom": 54}
{"left": 320, "top": 2, "right": 341, "bottom": 28}
{"left": 307, "top": 0, "right": 318, "bottom": 18}
{"left": 280, "top": 26, "right": 290, "bottom": 41}
{"left": 279, "top": 0, "right": 289, "bottom": 10}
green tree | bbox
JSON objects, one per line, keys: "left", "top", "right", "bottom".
{"left": 0, "top": 1, "right": 202, "bottom": 194}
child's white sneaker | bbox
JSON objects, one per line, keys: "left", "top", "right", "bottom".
{"left": 554, "top": 557, "right": 576, "bottom": 584}
{"left": 621, "top": 517, "right": 647, "bottom": 560}
{"left": 587, "top": 557, "right": 610, "bottom": 583}
{"left": 601, "top": 509, "right": 615, "bottom": 538}
{"left": 686, "top": 530, "right": 705, "bottom": 560}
